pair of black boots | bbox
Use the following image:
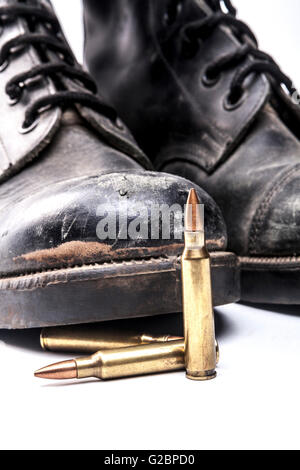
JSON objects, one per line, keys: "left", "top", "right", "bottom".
{"left": 0, "top": 0, "right": 299, "bottom": 329}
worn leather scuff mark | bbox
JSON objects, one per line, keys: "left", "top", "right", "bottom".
{"left": 13, "top": 240, "right": 185, "bottom": 269}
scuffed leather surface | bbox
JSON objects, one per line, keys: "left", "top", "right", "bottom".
{"left": 163, "top": 105, "right": 300, "bottom": 256}
{"left": 84, "top": 0, "right": 300, "bottom": 258}
{"left": 0, "top": 115, "right": 143, "bottom": 213}
{"left": 0, "top": 162, "right": 227, "bottom": 275}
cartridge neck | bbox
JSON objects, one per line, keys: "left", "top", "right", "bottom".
{"left": 184, "top": 230, "right": 205, "bottom": 249}
{"left": 183, "top": 231, "right": 209, "bottom": 259}
{"left": 75, "top": 353, "right": 102, "bottom": 379}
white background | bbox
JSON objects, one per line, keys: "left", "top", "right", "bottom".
{"left": 0, "top": 0, "right": 300, "bottom": 451}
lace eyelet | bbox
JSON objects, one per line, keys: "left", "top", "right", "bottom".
{"left": 18, "top": 116, "right": 40, "bottom": 135}
{"left": 6, "top": 83, "right": 23, "bottom": 105}
{"left": 115, "top": 118, "right": 125, "bottom": 131}
{"left": 202, "top": 68, "right": 221, "bottom": 87}
{"left": 7, "top": 95, "right": 20, "bottom": 106}
{"left": 0, "top": 59, "right": 9, "bottom": 73}
{"left": 223, "top": 88, "right": 245, "bottom": 111}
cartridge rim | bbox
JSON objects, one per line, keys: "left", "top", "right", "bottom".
{"left": 40, "top": 329, "right": 48, "bottom": 351}
{"left": 186, "top": 372, "right": 217, "bottom": 381}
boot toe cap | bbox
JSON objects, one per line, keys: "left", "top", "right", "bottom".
{"left": 249, "top": 165, "right": 300, "bottom": 256}
{"left": 0, "top": 171, "right": 227, "bottom": 276}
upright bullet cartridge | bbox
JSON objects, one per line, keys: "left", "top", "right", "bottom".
{"left": 181, "top": 189, "right": 217, "bottom": 381}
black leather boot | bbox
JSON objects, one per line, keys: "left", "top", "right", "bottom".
{"left": 84, "top": 0, "right": 300, "bottom": 304}
{"left": 0, "top": 0, "right": 239, "bottom": 328}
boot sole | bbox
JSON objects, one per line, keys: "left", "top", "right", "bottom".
{"left": 0, "top": 251, "right": 239, "bottom": 328}
{"left": 241, "top": 256, "right": 300, "bottom": 304}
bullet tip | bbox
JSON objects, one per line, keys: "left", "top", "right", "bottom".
{"left": 185, "top": 188, "right": 203, "bottom": 232}
{"left": 34, "top": 359, "right": 77, "bottom": 380}
{"left": 187, "top": 188, "right": 200, "bottom": 204}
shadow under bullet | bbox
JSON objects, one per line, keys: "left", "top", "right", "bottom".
{"left": 0, "top": 309, "right": 235, "bottom": 354}
{"left": 0, "top": 328, "right": 41, "bottom": 352}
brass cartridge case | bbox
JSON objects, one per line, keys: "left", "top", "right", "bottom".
{"left": 76, "top": 340, "right": 185, "bottom": 380}
{"left": 182, "top": 192, "right": 217, "bottom": 381}
{"left": 40, "top": 324, "right": 181, "bottom": 353}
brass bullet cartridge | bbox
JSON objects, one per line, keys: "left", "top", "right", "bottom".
{"left": 35, "top": 340, "right": 185, "bottom": 380}
{"left": 35, "top": 340, "right": 219, "bottom": 381}
{"left": 181, "top": 189, "right": 217, "bottom": 381}
{"left": 40, "top": 324, "right": 182, "bottom": 353}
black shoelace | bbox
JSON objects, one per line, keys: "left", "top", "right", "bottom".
{"left": 0, "top": 2, "right": 117, "bottom": 130}
{"left": 178, "top": 0, "right": 297, "bottom": 106}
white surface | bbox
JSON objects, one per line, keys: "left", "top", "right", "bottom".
{"left": 1, "top": 303, "right": 300, "bottom": 450}
{"left": 0, "top": 0, "right": 300, "bottom": 451}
